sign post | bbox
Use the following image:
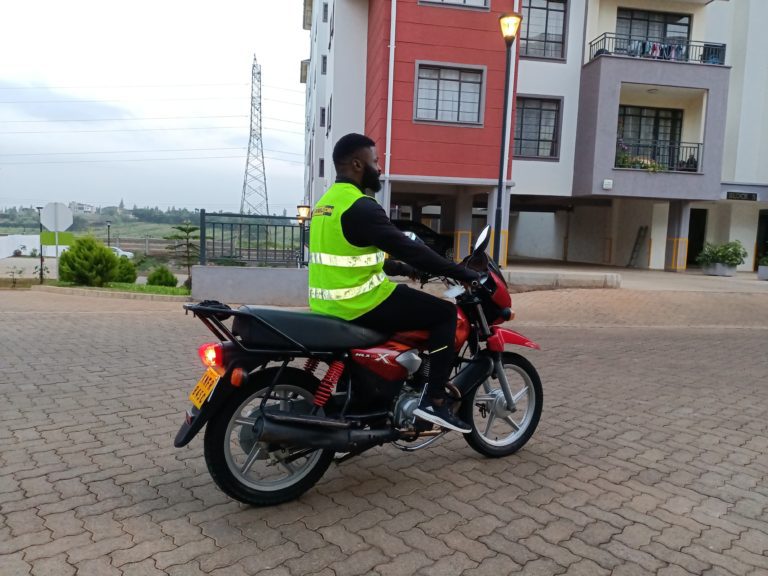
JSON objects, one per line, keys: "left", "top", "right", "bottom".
{"left": 40, "top": 202, "right": 74, "bottom": 257}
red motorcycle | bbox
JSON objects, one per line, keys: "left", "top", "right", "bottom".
{"left": 175, "top": 227, "right": 542, "bottom": 506}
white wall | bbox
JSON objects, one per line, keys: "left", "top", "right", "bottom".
{"left": 612, "top": 199, "right": 654, "bottom": 268}
{"left": 0, "top": 235, "right": 38, "bottom": 258}
{"left": 701, "top": 201, "right": 761, "bottom": 270}
{"left": 509, "top": 212, "right": 567, "bottom": 260}
{"left": 713, "top": 0, "right": 768, "bottom": 184}
{"left": 568, "top": 205, "right": 611, "bottom": 263}
{"left": 649, "top": 202, "right": 669, "bottom": 270}
{"left": 730, "top": 202, "right": 760, "bottom": 270}
{"left": 513, "top": 0, "right": 586, "bottom": 200}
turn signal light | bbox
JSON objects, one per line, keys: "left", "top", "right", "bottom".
{"left": 198, "top": 343, "right": 223, "bottom": 368}
{"left": 230, "top": 367, "right": 245, "bottom": 388}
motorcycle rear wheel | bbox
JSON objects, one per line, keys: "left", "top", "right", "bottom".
{"left": 459, "top": 352, "right": 542, "bottom": 458}
{"left": 204, "top": 368, "right": 334, "bottom": 506}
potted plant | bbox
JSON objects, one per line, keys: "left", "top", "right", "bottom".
{"left": 696, "top": 240, "right": 748, "bottom": 277}
{"left": 758, "top": 254, "right": 768, "bottom": 281}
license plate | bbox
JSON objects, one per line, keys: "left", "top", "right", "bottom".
{"left": 189, "top": 367, "right": 220, "bottom": 409}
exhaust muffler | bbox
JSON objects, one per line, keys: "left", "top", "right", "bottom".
{"left": 254, "top": 417, "right": 397, "bottom": 452}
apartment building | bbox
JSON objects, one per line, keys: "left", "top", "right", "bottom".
{"left": 302, "top": 0, "right": 768, "bottom": 271}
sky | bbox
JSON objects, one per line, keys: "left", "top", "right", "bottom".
{"left": 0, "top": 0, "right": 310, "bottom": 215}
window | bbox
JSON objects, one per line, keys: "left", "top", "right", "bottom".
{"left": 415, "top": 64, "right": 483, "bottom": 124}
{"left": 319, "top": 158, "right": 325, "bottom": 178}
{"left": 618, "top": 106, "right": 682, "bottom": 144}
{"left": 322, "top": 2, "right": 328, "bottom": 22}
{"left": 616, "top": 9, "right": 690, "bottom": 43}
{"left": 327, "top": 96, "right": 332, "bottom": 135}
{"left": 520, "top": 0, "right": 567, "bottom": 59}
{"left": 319, "top": 107, "right": 326, "bottom": 128}
{"left": 617, "top": 106, "right": 685, "bottom": 169}
{"left": 321, "top": 55, "right": 327, "bottom": 75}
{"left": 514, "top": 97, "right": 561, "bottom": 158}
{"left": 419, "top": 0, "right": 488, "bottom": 7}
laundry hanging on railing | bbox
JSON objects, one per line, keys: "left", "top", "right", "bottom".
{"left": 627, "top": 40, "right": 688, "bottom": 61}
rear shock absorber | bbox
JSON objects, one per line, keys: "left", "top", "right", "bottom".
{"left": 303, "top": 358, "right": 320, "bottom": 375}
{"left": 314, "top": 360, "right": 344, "bottom": 408}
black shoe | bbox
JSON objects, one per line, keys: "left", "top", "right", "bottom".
{"left": 413, "top": 399, "right": 471, "bottom": 433}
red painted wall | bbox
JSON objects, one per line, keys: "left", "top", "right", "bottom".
{"left": 365, "top": 0, "right": 518, "bottom": 180}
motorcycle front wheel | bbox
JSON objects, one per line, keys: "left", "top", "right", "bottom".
{"left": 203, "top": 368, "right": 334, "bottom": 506}
{"left": 459, "top": 352, "right": 542, "bottom": 458}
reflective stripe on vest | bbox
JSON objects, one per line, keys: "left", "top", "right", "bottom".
{"left": 309, "top": 251, "right": 385, "bottom": 267}
{"left": 308, "top": 271, "right": 387, "bottom": 301}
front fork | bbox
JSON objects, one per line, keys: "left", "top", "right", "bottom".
{"left": 492, "top": 353, "right": 517, "bottom": 412}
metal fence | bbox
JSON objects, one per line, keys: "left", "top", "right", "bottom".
{"left": 615, "top": 139, "right": 702, "bottom": 173}
{"left": 199, "top": 210, "right": 307, "bottom": 267}
{"left": 590, "top": 33, "right": 726, "bottom": 65}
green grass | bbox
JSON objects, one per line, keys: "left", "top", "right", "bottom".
{"left": 49, "top": 280, "right": 190, "bottom": 296}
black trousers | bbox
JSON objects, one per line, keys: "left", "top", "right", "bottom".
{"left": 351, "top": 284, "right": 457, "bottom": 400}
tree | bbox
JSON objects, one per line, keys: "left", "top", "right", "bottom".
{"left": 165, "top": 223, "right": 201, "bottom": 288}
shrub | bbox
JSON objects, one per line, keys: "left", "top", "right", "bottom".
{"left": 58, "top": 237, "right": 117, "bottom": 287}
{"left": 696, "top": 240, "right": 748, "bottom": 267}
{"left": 114, "top": 257, "right": 137, "bottom": 283}
{"left": 147, "top": 265, "right": 178, "bottom": 287}
{"left": 759, "top": 254, "right": 768, "bottom": 267}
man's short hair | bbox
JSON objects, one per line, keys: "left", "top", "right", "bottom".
{"left": 332, "top": 133, "right": 375, "bottom": 166}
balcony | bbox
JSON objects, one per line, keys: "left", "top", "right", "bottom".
{"left": 589, "top": 33, "right": 726, "bottom": 66}
{"left": 573, "top": 56, "right": 730, "bottom": 201}
{"left": 615, "top": 139, "right": 703, "bottom": 173}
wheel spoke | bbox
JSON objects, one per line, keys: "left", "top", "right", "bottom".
{"left": 512, "top": 386, "right": 529, "bottom": 404}
{"left": 280, "top": 459, "right": 297, "bottom": 474}
{"left": 504, "top": 415, "right": 521, "bottom": 432}
{"left": 240, "top": 444, "right": 264, "bottom": 476}
{"left": 234, "top": 416, "right": 257, "bottom": 427}
{"left": 483, "top": 413, "right": 497, "bottom": 436}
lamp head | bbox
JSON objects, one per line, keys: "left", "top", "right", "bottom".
{"left": 499, "top": 12, "right": 523, "bottom": 44}
{"left": 297, "top": 204, "right": 311, "bottom": 221}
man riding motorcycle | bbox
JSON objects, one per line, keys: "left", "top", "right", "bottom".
{"left": 308, "top": 133, "right": 480, "bottom": 433}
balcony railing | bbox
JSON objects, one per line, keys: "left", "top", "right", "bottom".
{"left": 590, "top": 33, "right": 726, "bottom": 65}
{"left": 615, "top": 139, "right": 702, "bottom": 173}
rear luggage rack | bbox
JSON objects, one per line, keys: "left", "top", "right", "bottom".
{"left": 184, "top": 302, "right": 335, "bottom": 359}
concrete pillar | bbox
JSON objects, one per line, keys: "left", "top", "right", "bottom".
{"left": 441, "top": 195, "right": 456, "bottom": 235}
{"left": 377, "top": 179, "right": 392, "bottom": 217}
{"left": 454, "top": 191, "right": 474, "bottom": 261}
{"left": 665, "top": 200, "right": 691, "bottom": 271}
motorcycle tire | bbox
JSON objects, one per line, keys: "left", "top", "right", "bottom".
{"left": 203, "top": 367, "right": 335, "bottom": 507}
{"left": 459, "top": 352, "right": 542, "bottom": 458}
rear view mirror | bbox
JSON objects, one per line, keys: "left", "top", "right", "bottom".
{"left": 473, "top": 226, "right": 490, "bottom": 254}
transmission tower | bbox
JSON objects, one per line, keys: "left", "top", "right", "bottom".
{"left": 240, "top": 55, "right": 269, "bottom": 215}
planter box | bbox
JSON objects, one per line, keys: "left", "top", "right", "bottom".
{"left": 702, "top": 263, "right": 737, "bottom": 277}
{"left": 758, "top": 266, "right": 768, "bottom": 281}
{"left": 701, "top": 263, "right": 736, "bottom": 276}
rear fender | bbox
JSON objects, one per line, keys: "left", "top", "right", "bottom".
{"left": 173, "top": 364, "right": 318, "bottom": 448}
{"left": 486, "top": 327, "right": 541, "bottom": 352}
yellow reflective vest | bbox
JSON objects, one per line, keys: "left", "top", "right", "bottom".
{"left": 308, "top": 183, "right": 396, "bottom": 320}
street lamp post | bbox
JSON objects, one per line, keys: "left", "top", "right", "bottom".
{"left": 297, "top": 204, "right": 311, "bottom": 267}
{"left": 106, "top": 220, "right": 111, "bottom": 247}
{"left": 36, "top": 206, "right": 44, "bottom": 284}
{"left": 493, "top": 12, "right": 523, "bottom": 264}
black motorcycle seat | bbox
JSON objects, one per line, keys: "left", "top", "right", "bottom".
{"left": 232, "top": 306, "right": 390, "bottom": 351}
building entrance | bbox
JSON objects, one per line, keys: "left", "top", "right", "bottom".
{"left": 756, "top": 210, "right": 768, "bottom": 270}
{"left": 687, "top": 208, "right": 708, "bottom": 266}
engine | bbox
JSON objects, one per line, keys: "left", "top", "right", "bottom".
{"left": 392, "top": 388, "right": 422, "bottom": 429}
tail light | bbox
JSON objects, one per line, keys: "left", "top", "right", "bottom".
{"left": 198, "top": 343, "right": 223, "bottom": 369}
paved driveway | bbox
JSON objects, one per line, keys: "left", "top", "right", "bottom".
{"left": 1, "top": 289, "right": 767, "bottom": 575}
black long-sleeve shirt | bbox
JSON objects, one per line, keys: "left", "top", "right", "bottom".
{"left": 337, "top": 179, "right": 478, "bottom": 283}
